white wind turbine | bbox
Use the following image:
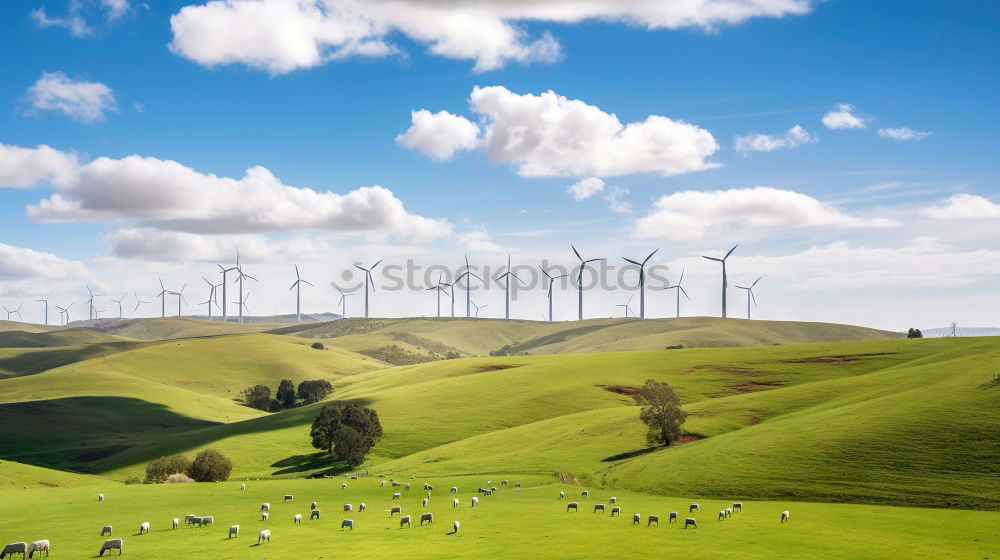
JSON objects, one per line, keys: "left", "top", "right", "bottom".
{"left": 156, "top": 279, "right": 169, "bottom": 318}
{"left": 426, "top": 271, "right": 451, "bottom": 318}
{"left": 201, "top": 276, "right": 222, "bottom": 319}
{"left": 289, "top": 265, "right": 314, "bottom": 321}
{"left": 623, "top": 249, "right": 658, "bottom": 320}
{"left": 658, "top": 269, "right": 691, "bottom": 318}
{"left": 333, "top": 284, "right": 353, "bottom": 318}
{"left": 353, "top": 259, "right": 382, "bottom": 319}
{"left": 456, "top": 255, "right": 483, "bottom": 319}
{"left": 35, "top": 290, "right": 52, "bottom": 326}
{"left": 495, "top": 254, "right": 523, "bottom": 320}
{"left": 3, "top": 302, "right": 24, "bottom": 321}
{"left": 169, "top": 283, "right": 187, "bottom": 317}
{"left": 703, "top": 244, "right": 739, "bottom": 319}
{"left": 56, "top": 302, "right": 74, "bottom": 325}
{"left": 110, "top": 292, "right": 127, "bottom": 319}
{"left": 218, "top": 251, "right": 240, "bottom": 323}
{"left": 539, "top": 267, "right": 568, "bottom": 323}
{"left": 133, "top": 292, "right": 151, "bottom": 316}
{"left": 572, "top": 245, "right": 604, "bottom": 321}
{"left": 234, "top": 290, "right": 252, "bottom": 320}
{"left": 616, "top": 295, "right": 635, "bottom": 318}
{"left": 234, "top": 261, "right": 258, "bottom": 323}
{"left": 471, "top": 300, "right": 487, "bottom": 318}
{"left": 84, "top": 283, "right": 103, "bottom": 321}
{"left": 735, "top": 277, "right": 762, "bottom": 320}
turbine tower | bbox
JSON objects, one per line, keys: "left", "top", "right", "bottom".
{"left": 56, "top": 302, "right": 74, "bottom": 325}
{"left": 156, "top": 279, "right": 169, "bottom": 318}
{"left": 540, "top": 266, "right": 568, "bottom": 322}
{"left": 234, "top": 262, "right": 258, "bottom": 323}
{"left": 35, "top": 290, "right": 52, "bottom": 326}
{"left": 235, "top": 291, "right": 252, "bottom": 320}
{"left": 426, "top": 271, "right": 450, "bottom": 318}
{"left": 735, "top": 277, "right": 762, "bottom": 320}
{"left": 218, "top": 252, "right": 239, "bottom": 323}
{"left": 658, "top": 269, "right": 690, "bottom": 318}
{"left": 616, "top": 295, "right": 635, "bottom": 318}
{"left": 334, "top": 285, "right": 353, "bottom": 318}
{"left": 702, "top": 244, "right": 739, "bottom": 319}
{"left": 111, "top": 292, "right": 127, "bottom": 319}
{"left": 495, "top": 255, "right": 523, "bottom": 320}
{"left": 471, "top": 300, "right": 487, "bottom": 318}
{"left": 201, "top": 277, "right": 222, "bottom": 320}
{"left": 84, "top": 283, "right": 103, "bottom": 321}
{"left": 289, "top": 265, "right": 314, "bottom": 321}
{"left": 571, "top": 245, "right": 604, "bottom": 321}
{"left": 623, "top": 249, "right": 658, "bottom": 320}
{"left": 169, "top": 284, "right": 187, "bottom": 317}
{"left": 456, "top": 255, "right": 483, "bottom": 319}
{"left": 353, "top": 259, "right": 382, "bottom": 319}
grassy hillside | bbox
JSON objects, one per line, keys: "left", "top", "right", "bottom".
{"left": 82, "top": 317, "right": 286, "bottom": 340}
{"left": 0, "top": 327, "right": 130, "bottom": 348}
{"left": 0, "top": 459, "right": 106, "bottom": 488}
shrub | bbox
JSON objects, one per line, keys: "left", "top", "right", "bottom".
{"left": 310, "top": 403, "right": 383, "bottom": 467}
{"left": 276, "top": 379, "right": 297, "bottom": 408}
{"left": 145, "top": 454, "right": 192, "bottom": 483}
{"left": 907, "top": 328, "right": 924, "bottom": 339}
{"left": 186, "top": 449, "right": 233, "bottom": 482}
{"left": 445, "top": 351, "right": 461, "bottom": 359}
{"left": 298, "top": 379, "right": 333, "bottom": 404}
{"left": 311, "top": 342, "right": 325, "bottom": 350}
{"left": 241, "top": 384, "right": 272, "bottom": 411}
{"left": 166, "top": 473, "right": 195, "bottom": 483}
{"left": 124, "top": 476, "right": 143, "bottom": 485}
{"left": 636, "top": 379, "right": 688, "bottom": 447}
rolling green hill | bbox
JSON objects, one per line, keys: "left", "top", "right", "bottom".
{"left": 81, "top": 317, "right": 286, "bottom": 340}
{"left": 0, "top": 327, "right": 130, "bottom": 348}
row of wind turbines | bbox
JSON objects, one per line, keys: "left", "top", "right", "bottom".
{"left": 5, "top": 245, "right": 763, "bottom": 326}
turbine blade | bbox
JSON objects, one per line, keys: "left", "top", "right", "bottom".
{"left": 725, "top": 244, "right": 739, "bottom": 259}
{"left": 643, "top": 248, "right": 659, "bottom": 264}
{"left": 571, "top": 245, "right": 582, "bottom": 261}
{"left": 680, "top": 286, "right": 691, "bottom": 300}
{"left": 703, "top": 256, "right": 722, "bottom": 262}
{"left": 303, "top": 280, "right": 314, "bottom": 287}
{"left": 752, "top": 276, "right": 762, "bottom": 288}
{"left": 623, "top": 258, "right": 641, "bottom": 266}
{"left": 371, "top": 259, "right": 383, "bottom": 270}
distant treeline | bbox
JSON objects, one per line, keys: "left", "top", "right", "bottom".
{"left": 241, "top": 379, "right": 333, "bottom": 412}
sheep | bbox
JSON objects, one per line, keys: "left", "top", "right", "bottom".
{"left": 424, "top": 483, "right": 432, "bottom": 490}
{"left": 427, "top": 491, "right": 433, "bottom": 499}
{"left": 351, "top": 476, "right": 358, "bottom": 480}
{"left": 27, "top": 540, "right": 49, "bottom": 559}
{"left": 100, "top": 525, "right": 113, "bottom": 537}
{"left": 453, "top": 520, "right": 460, "bottom": 533}
{"left": 647, "top": 515, "right": 659, "bottom": 527}
{"left": 359, "top": 503, "right": 366, "bottom": 512}
{"left": 98, "top": 493, "right": 104, "bottom": 502}
{"left": 293, "top": 514, "right": 302, "bottom": 524}
{"left": 471, "top": 496, "right": 478, "bottom": 507}
{"left": 139, "top": 522, "right": 150, "bottom": 534}
{"left": 452, "top": 498, "right": 459, "bottom": 508}
{"left": 98, "top": 539, "right": 123, "bottom": 556}
{"left": 257, "top": 529, "right": 270, "bottom": 544}
{"left": 490, "top": 486, "right": 497, "bottom": 493}
{"left": 1, "top": 542, "right": 27, "bottom": 559}
{"left": 390, "top": 506, "right": 401, "bottom": 516}
{"left": 311, "top": 510, "right": 321, "bottom": 520}
{"left": 689, "top": 503, "right": 699, "bottom": 513}
{"left": 515, "top": 483, "right": 521, "bottom": 488}
{"left": 733, "top": 502, "right": 743, "bottom": 512}
{"left": 391, "top": 481, "right": 400, "bottom": 487}
{"left": 609, "top": 496, "right": 617, "bottom": 504}
{"left": 261, "top": 512, "right": 269, "bottom": 521}
{"left": 311, "top": 501, "right": 318, "bottom": 510}
{"left": 172, "top": 518, "right": 179, "bottom": 529}
{"left": 450, "top": 486, "right": 458, "bottom": 493}
{"left": 633, "top": 513, "right": 641, "bottom": 525}
{"left": 261, "top": 503, "right": 270, "bottom": 512}
{"left": 684, "top": 518, "right": 697, "bottom": 529}
{"left": 593, "top": 504, "right": 606, "bottom": 513}
{"left": 558, "top": 491, "right": 565, "bottom": 499}
{"left": 422, "top": 498, "right": 429, "bottom": 507}
{"left": 185, "top": 514, "right": 197, "bottom": 525}
{"left": 341, "top": 519, "right": 354, "bottom": 531}
{"left": 341, "top": 483, "right": 347, "bottom": 490}
{"left": 381, "top": 480, "right": 387, "bottom": 487}
{"left": 718, "top": 510, "right": 726, "bottom": 521}
{"left": 566, "top": 502, "right": 579, "bottom": 512}
{"left": 284, "top": 494, "right": 293, "bottom": 501}
{"left": 399, "top": 515, "right": 411, "bottom": 528}
{"left": 405, "top": 483, "right": 411, "bottom": 491}
{"left": 581, "top": 491, "right": 589, "bottom": 497}
{"left": 229, "top": 525, "right": 239, "bottom": 538}
{"left": 780, "top": 510, "right": 790, "bottom": 523}
{"left": 668, "top": 512, "right": 678, "bottom": 523}
{"left": 611, "top": 507, "right": 621, "bottom": 517}
{"left": 392, "top": 492, "right": 401, "bottom": 500}
{"left": 240, "top": 484, "right": 246, "bottom": 490}
{"left": 195, "top": 516, "right": 214, "bottom": 527}
{"left": 344, "top": 504, "right": 352, "bottom": 512}
{"left": 725, "top": 507, "right": 733, "bottom": 518}
{"left": 420, "top": 513, "right": 433, "bottom": 526}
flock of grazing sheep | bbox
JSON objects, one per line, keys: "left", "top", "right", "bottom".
{"left": 0, "top": 476, "right": 792, "bottom": 557}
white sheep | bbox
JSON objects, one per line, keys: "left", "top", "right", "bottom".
{"left": 392, "top": 492, "right": 401, "bottom": 500}
{"left": 344, "top": 504, "right": 352, "bottom": 512}
{"left": 341, "top": 483, "right": 347, "bottom": 489}
{"left": 311, "top": 501, "right": 318, "bottom": 510}
{"left": 609, "top": 496, "right": 617, "bottom": 504}
{"left": 453, "top": 520, "right": 460, "bottom": 533}
{"left": 405, "top": 483, "right": 411, "bottom": 490}
{"left": 359, "top": 503, "right": 366, "bottom": 512}
{"left": 172, "top": 518, "right": 179, "bottom": 529}
{"left": 733, "top": 502, "right": 743, "bottom": 512}
{"left": 611, "top": 507, "right": 621, "bottom": 516}
{"left": 684, "top": 518, "right": 697, "bottom": 529}
{"left": 399, "top": 515, "right": 411, "bottom": 528}
{"left": 422, "top": 498, "right": 429, "bottom": 507}
{"left": 310, "top": 510, "right": 321, "bottom": 520}
{"left": 293, "top": 514, "right": 302, "bottom": 524}
{"left": 689, "top": 503, "right": 699, "bottom": 513}
{"left": 185, "top": 514, "right": 197, "bottom": 525}
{"left": 139, "top": 522, "right": 150, "bottom": 534}
{"left": 725, "top": 507, "right": 733, "bottom": 518}
{"left": 420, "top": 513, "right": 433, "bottom": 526}
{"left": 558, "top": 491, "right": 565, "bottom": 499}
{"left": 98, "top": 493, "right": 104, "bottom": 502}
{"left": 390, "top": 506, "right": 401, "bottom": 516}
{"left": 668, "top": 512, "right": 678, "bottom": 523}
{"left": 27, "top": 540, "right": 49, "bottom": 559}
{"left": 452, "top": 498, "right": 459, "bottom": 508}
{"left": 199, "top": 516, "right": 215, "bottom": 527}
{"left": 581, "top": 491, "right": 589, "bottom": 497}
{"left": 647, "top": 515, "right": 659, "bottom": 527}
{"left": 98, "top": 539, "right": 123, "bottom": 556}
{"left": 341, "top": 519, "right": 354, "bottom": 531}
{"left": 566, "top": 502, "right": 579, "bottom": 512}
{"left": 240, "top": 483, "right": 246, "bottom": 490}
{"left": 718, "top": 510, "right": 726, "bottom": 521}
{"left": 780, "top": 510, "right": 790, "bottom": 523}
{"left": 261, "top": 503, "right": 270, "bottom": 512}
{"left": 593, "top": 504, "right": 605, "bottom": 513}
{"left": 229, "top": 525, "right": 239, "bottom": 538}
{"left": 450, "top": 486, "right": 458, "bottom": 493}
{"left": 100, "top": 525, "right": 113, "bottom": 537}
{"left": 381, "top": 480, "right": 387, "bottom": 487}
{"left": 2, "top": 542, "right": 27, "bottom": 559}
{"left": 471, "top": 496, "right": 478, "bottom": 507}
{"left": 261, "top": 511, "right": 269, "bottom": 521}
{"left": 257, "top": 529, "right": 270, "bottom": 544}
{"left": 391, "top": 481, "right": 401, "bottom": 487}
{"left": 501, "top": 480, "right": 508, "bottom": 486}
{"left": 427, "top": 491, "right": 432, "bottom": 499}
{"left": 633, "top": 513, "right": 641, "bottom": 525}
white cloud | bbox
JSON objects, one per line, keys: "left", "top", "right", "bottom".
{"left": 30, "top": 8, "right": 92, "bottom": 37}
{"left": 101, "top": 0, "right": 132, "bottom": 21}
{"left": 567, "top": 177, "right": 605, "bottom": 201}
{"left": 168, "top": 0, "right": 817, "bottom": 74}
{"left": 456, "top": 230, "right": 502, "bottom": 252}
{"left": 395, "top": 109, "right": 481, "bottom": 161}
{"left": 922, "top": 194, "right": 1000, "bottom": 219}
{"left": 402, "top": 86, "right": 719, "bottom": 178}
{"left": 634, "top": 186, "right": 898, "bottom": 239}
{"left": 604, "top": 186, "right": 633, "bottom": 214}
{"left": 0, "top": 143, "right": 80, "bottom": 189}
{"left": 29, "top": 1, "right": 132, "bottom": 36}
{"left": 878, "top": 127, "right": 932, "bottom": 141}
{"left": 733, "top": 124, "right": 817, "bottom": 155}
{"left": 26, "top": 72, "right": 117, "bottom": 123}
{"left": 821, "top": 103, "right": 870, "bottom": 130}
{"left": 0, "top": 242, "right": 89, "bottom": 281}
{"left": 102, "top": 228, "right": 326, "bottom": 262}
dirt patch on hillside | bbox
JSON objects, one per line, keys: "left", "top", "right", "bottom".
{"left": 749, "top": 416, "right": 762, "bottom": 425}
{"left": 733, "top": 380, "right": 784, "bottom": 394}
{"left": 598, "top": 384, "right": 642, "bottom": 397}
{"left": 555, "top": 472, "right": 581, "bottom": 485}
{"left": 474, "top": 364, "right": 524, "bottom": 373}
{"left": 676, "top": 433, "right": 706, "bottom": 444}
{"left": 782, "top": 352, "right": 896, "bottom": 364}
{"left": 174, "top": 380, "right": 211, "bottom": 386}
{"left": 686, "top": 364, "right": 767, "bottom": 376}
{"left": 71, "top": 443, "right": 130, "bottom": 463}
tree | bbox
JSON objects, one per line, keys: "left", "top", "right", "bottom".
{"left": 276, "top": 379, "right": 297, "bottom": 408}
{"left": 907, "top": 328, "right": 924, "bottom": 339}
{"left": 241, "top": 384, "right": 272, "bottom": 411}
{"left": 310, "top": 403, "right": 383, "bottom": 467}
{"left": 636, "top": 379, "right": 688, "bottom": 447}
{"left": 298, "top": 380, "right": 333, "bottom": 404}
{"left": 186, "top": 449, "right": 232, "bottom": 482}
{"left": 145, "top": 454, "right": 191, "bottom": 483}
{"left": 311, "top": 342, "right": 325, "bottom": 350}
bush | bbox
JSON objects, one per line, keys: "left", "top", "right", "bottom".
{"left": 145, "top": 454, "right": 192, "bottom": 483}
{"left": 124, "top": 476, "right": 143, "bottom": 485}
{"left": 186, "top": 449, "right": 233, "bottom": 482}
{"left": 490, "top": 345, "right": 513, "bottom": 357}
{"left": 445, "top": 351, "right": 461, "bottom": 359}
{"left": 310, "top": 403, "right": 383, "bottom": 467}
{"left": 166, "top": 473, "right": 194, "bottom": 483}
{"left": 311, "top": 342, "right": 325, "bottom": 350}
{"left": 298, "top": 379, "right": 333, "bottom": 404}
{"left": 276, "top": 379, "right": 297, "bottom": 408}
{"left": 907, "top": 328, "right": 924, "bottom": 339}
{"left": 241, "top": 384, "right": 272, "bottom": 411}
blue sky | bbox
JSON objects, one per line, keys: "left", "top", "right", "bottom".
{"left": 1, "top": 0, "right": 999, "bottom": 329}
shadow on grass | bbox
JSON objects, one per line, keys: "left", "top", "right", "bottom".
{"left": 270, "top": 452, "right": 347, "bottom": 476}
{"left": 601, "top": 446, "right": 661, "bottom": 462}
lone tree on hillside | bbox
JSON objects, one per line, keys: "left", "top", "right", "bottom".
{"left": 241, "top": 384, "right": 272, "bottom": 411}
{"left": 310, "top": 403, "right": 383, "bottom": 467}
{"left": 907, "top": 328, "right": 924, "bottom": 339}
{"left": 276, "top": 379, "right": 297, "bottom": 408}
{"left": 636, "top": 379, "right": 688, "bottom": 446}
{"left": 186, "top": 449, "right": 232, "bottom": 482}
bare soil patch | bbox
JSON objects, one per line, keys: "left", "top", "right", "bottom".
{"left": 676, "top": 433, "right": 706, "bottom": 444}
{"left": 598, "top": 384, "right": 642, "bottom": 397}
{"left": 749, "top": 416, "right": 762, "bottom": 425}
{"left": 733, "top": 380, "right": 784, "bottom": 394}
{"left": 474, "top": 364, "right": 524, "bottom": 373}
{"left": 782, "top": 352, "right": 896, "bottom": 364}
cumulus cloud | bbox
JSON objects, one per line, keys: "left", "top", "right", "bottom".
{"left": 456, "top": 230, "right": 502, "bottom": 252}
{"left": 168, "top": 0, "right": 816, "bottom": 74}
{"left": 402, "top": 86, "right": 719, "bottom": 178}
{"left": 604, "top": 186, "right": 633, "bottom": 214}
{"left": 0, "top": 143, "right": 80, "bottom": 189}
{"left": 821, "top": 103, "right": 870, "bottom": 130}
{"left": 878, "top": 127, "right": 932, "bottom": 141}
{"left": 395, "top": 109, "right": 481, "bottom": 160}
{"left": 733, "top": 124, "right": 817, "bottom": 155}
{"left": 634, "top": 186, "right": 898, "bottom": 239}
{"left": 922, "top": 194, "right": 1000, "bottom": 219}
{"left": 0, "top": 242, "right": 88, "bottom": 280}
{"left": 30, "top": 8, "right": 92, "bottom": 37}
{"left": 567, "top": 177, "right": 605, "bottom": 200}
{"left": 102, "top": 228, "right": 323, "bottom": 262}
{"left": 25, "top": 72, "right": 117, "bottom": 123}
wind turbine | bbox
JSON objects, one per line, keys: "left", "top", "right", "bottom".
{"left": 235, "top": 290, "right": 252, "bottom": 320}
{"left": 156, "top": 279, "right": 169, "bottom": 318}
{"left": 35, "top": 290, "right": 52, "bottom": 326}
{"left": 703, "top": 244, "right": 739, "bottom": 319}
{"left": 169, "top": 284, "right": 187, "bottom": 317}
{"left": 234, "top": 262, "right": 258, "bottom": 323}
{"left": 540, "top": 266, "right": 568, "bottom": 322}
{"left": 333, "top": 284, "right": 353, "bottom": 318}
{"left": 471, "top": 300, "right": 487, "bottom": 318}
{"left": 289, "top": 265, "right": 314, "bottom": 322}
{"left": 494, "top": 255, "right": 523, "bottom": 320}
{"left": 201, "top": 277, "right": 222, "bottom": 320}
{"left": 84, "top": 283, "right": 103, "bottom": 321}
{"left": 571, "top": 245, "right": 604, "bottom": 321}
{"left": 426, "top": 271, "right": 450, "bottom": 318}
{"left": 456, "top": 255, "right": 483, "bottom": 319}
{"left": 658, "top": 269, "right": 691, "bottom": 318}
{"left": 3, "top": 302, "right": 23, "bottom": 321}
{"left": 623, "top": 249, "right": 658, "bottom": 320}
{"left": 353, "top": 259, "right": 382, "bottom": 319}
{"left": 94, "top": 307, "right": 106, "bottom": 319}
{"left": 133, "top": 292, "right": 151, "bottom": 315}
{"left": 616, "top": 294, "right": 635, "bottom": 318}
{"left": 218, "top": 251, "right": 239, "bottom": 322}
{"left": 110, "top": 292, "right": 127, "bottom": 319}
{"left": 735, "top": 277, "right": 762, "bottom": 320}
{"left": 56, "top": 302, "right": 74, "bottom": 325}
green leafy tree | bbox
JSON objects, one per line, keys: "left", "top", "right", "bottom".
{"left": 907, "top": 328, "right": 924, "bottom": 339}
{"left": 241, "top": 384, "right": 272, "bottom": 411}
{"left": 276, "top": 379, "right": 297, "bottom": 408}
{"left": 186, "top": 449, "right": 232, "bottom": 482}
{"left": 636, "top": 379, "right": 688, "bottom": 446}
{"left": 311, "top": 342, "right": 325, "bottom": 350}
{"left": 310, "top": 403, "right": 383, "bottom": 467}
{"left": 145, "top": 454, "right": 192, "bottom": 483}
{"left": 298, "top": 380, "right": 333, "bottom": 404}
